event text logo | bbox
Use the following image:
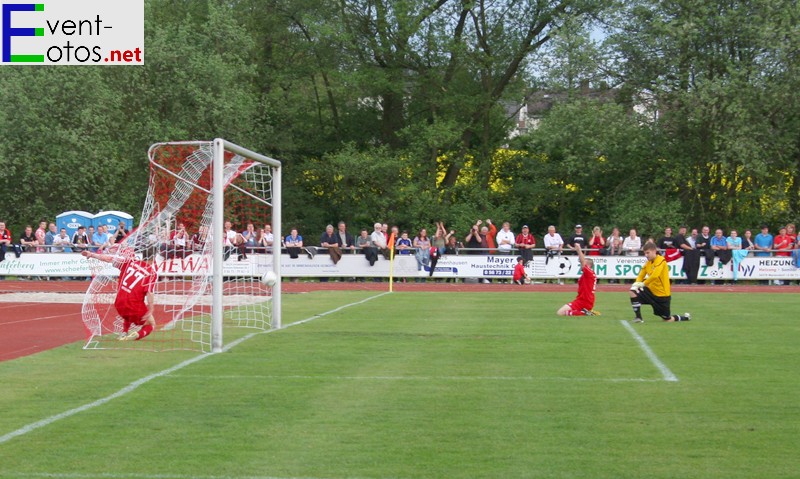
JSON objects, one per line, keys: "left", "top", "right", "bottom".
{"left": 1, "top": 1, "right": 143, "bottom": 65}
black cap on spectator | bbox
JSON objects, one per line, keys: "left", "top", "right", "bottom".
{"left": 78, "top": 225, "right": 85, "bottom": 229}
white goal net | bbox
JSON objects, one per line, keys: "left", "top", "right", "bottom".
{"left": 81, "top": 139, "right": 282, "bottom": 352}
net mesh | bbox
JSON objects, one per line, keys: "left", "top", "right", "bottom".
{"left": 82, "top": 141, "right": 277, "bottom": 352}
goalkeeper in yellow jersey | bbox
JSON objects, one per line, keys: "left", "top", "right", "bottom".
{"left": 629, "top": 241, "right": 691, "bottom": 324}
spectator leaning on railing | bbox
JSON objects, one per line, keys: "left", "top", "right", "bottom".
{"left": 72, "top": 226, "right": 89, "bottom": 253}
{"left": 0, "top": 221, "right": 22, "bottom": 261}
{"left": 19, "top": 225, "right": 37, "bottom": 253}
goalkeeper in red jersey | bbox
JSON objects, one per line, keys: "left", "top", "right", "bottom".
{"left": 557, "top": 244, "right": 600, "bottom": 316}
{"left": 83, "top": 241, "right": 158, "bottom": 340}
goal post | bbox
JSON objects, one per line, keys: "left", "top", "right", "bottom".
{"left": 210, "top": 139, "right": 282, "bottom": 351}
{"left": 81, "top": 139, "right": 281, "bottom": 353}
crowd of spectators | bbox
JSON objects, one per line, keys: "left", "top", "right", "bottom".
{"left": 1, "top": 217, "right": 799, "bottom": 283}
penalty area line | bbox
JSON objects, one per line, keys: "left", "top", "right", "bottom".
{"left": 0, "top": 292, "right": 391, "bottom": 446}
{"left": 619, "top": 320, "right": 678, "bottom": 382}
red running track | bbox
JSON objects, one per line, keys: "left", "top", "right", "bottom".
{"left": 1, "top": 279, "right": 797, "bottom": 362}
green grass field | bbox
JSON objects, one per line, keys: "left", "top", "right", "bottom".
{"left": 1, "top": 290, "right": 798, "bottom": 479}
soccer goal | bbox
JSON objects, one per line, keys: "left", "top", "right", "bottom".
{"left": 81, "top": 139, "right": 282, "bottom": 353}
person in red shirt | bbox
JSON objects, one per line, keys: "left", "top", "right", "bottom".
{"left": 773, "top": 226, "right": 793, "bottom": 257}
{"left": 515, "top": 225, "right": 536, "bottom": 263}
{"left": 512, "top": 256, "right": 528, "bottom": 285}
{"left": 83, "top": 243, "right": 158, "bottom": 341}
{"left": 557, "top": 244, "right": 600, "bottom": 316}
{"left": 588, "top": 226, "right": 606, "bottom": 256}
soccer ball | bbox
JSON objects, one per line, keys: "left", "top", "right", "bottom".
{"left": 261, "top": 271, "right": 278, "bottom": 286}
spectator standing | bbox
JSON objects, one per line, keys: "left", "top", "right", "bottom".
{"left": 623, "top": 228, "right": 642, "bottom": 256}
{"left": 726, "top": 230, "right": 742, "bottom": 250}
{"left": 87, "top": 226, "right": 97, "bottom": 252}
{"left": 223, "top": 220, "right": 246, "bottom": 261}
{"left": 465, "top": 222, "right": 483, "bottom": 254}
{"left": 19, "top": 225, "right": 37, "bottom": 252}
{"left": 543, "top": 225, "right": 564, "bottom": 256}
{"left": 710, "top": 229, "right": 731, "bottom": 284}
{"left": 515, "top": 225, "right": 536, "bottom": 263}
{"left": 694, "top": 226, "right": 712, "bottom": 284}
{"left": 35, "top": 220, "right": 47, "bottom": 252}
{"left": 728, "top": 229, "right": 749, "bottom": 282}
{"left": 433, "top": 222, "right": 448, "bottom": 256}
{"left": 45, "top": 222, "right": 58, "bottom": 252}
{"left": 191, "top": 225, "right": 208, "bottom": 253}
{"left": 444, "top": 234, "right": 461, "bottom": 255}
{"left": 259, "top": 224, "right": 274, "bottom": 253}
{"left": 170, "top": 223, "right": 189, "bottom": 258}
{"left": 0, "top": 222, "right": 22, "bottom": 261}
{"left": 91, "top": 225, "right": 108, "bottom": 253}
{"left": 543, "top": 225, "right": 564, "bottom": 283}
{"left": 241, "top": 223, "right": 257, "bottom": 254}
{"left": 53, "top": 228, "right": 72, "bottom": 253}
{"left": 786, "top": 223, "right": 797, "bottom": 243}
{"left": 657, "top": 227, "right": 680, "bottom": 262}
{"left": 773, "top": 226, "right": 792, "bottom": 257}
{"left": 482, "top": 219, "right": 497, "bottom": 254}
{"left": 753, "top": 225, "right": 772, "bottom": 257}
{"left": 606, "top": 227, "right": 623, "bottom": 256}
{"left": 588, "top": 226, "right": 605, "bottom": 256}
{"left": 115, "top": 221, "right": 128, "bottom": 244}
{"left": 677, "top": 226, "right": 699, "bottom": 284}
{"left": 566, "top": 224, "right": 588, "bottom": 252}
{"left": 413, "top": 228, "right": 431, "bottom": 280}
{"left": 495, "top": 222, "right": 516, "bottom": 255}
{"left": 72, "top": 226, "right": 89, "bottom": 253}
{"left": 742, "top": 230, "right": 755, "bottom": 251}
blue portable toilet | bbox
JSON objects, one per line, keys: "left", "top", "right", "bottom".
{"left": 93, "top": 211, "right": 134, "bottom": 238}
{"left": 56, "top": 211, "right": 94, "bottom": 238}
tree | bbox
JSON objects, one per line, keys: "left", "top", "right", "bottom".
{"left": 605, "top": 0, "right": 800, "bottom": 227}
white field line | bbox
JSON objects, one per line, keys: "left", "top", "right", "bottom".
{"left": 2, "top": 473, "right": 356, "bottom": 479}
{"left": 168, "top": 374, "right": 663, "bottom": 383}
{"left": 619, "top": 320, "right": 679, "bottom": 382}
{"left": 0, "top": 292, "right": 390, "bottom": 446}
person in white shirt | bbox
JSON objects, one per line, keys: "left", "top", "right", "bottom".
{"left": 495, "top": 222, "right": 516, "bottom": 254}
{"left": 623, "top": 228, "right": 642, "bottom": 256}
{"left": 543, "top": 225, "right": 564, "bottom": 255}
{"left": 371, "top": 222, "right": 387, "bottom": 249}
{"left": 259, "top": 224, "right": 274, "bottom": 253}
{"left": 52, "top": 228, "right": 72, "bottom": 253}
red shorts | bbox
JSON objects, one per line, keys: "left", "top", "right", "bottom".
{"left": 568, "top": 297, "right": 593, "bottom": 312}
{"left": 115, "top": 304, "right": 148, "bottom": 325}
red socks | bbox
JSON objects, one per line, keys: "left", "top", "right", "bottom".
{"left": 136, "top": 324, "right": 154, "bottom": 340}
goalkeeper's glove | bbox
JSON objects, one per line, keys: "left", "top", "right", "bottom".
{"left": 630, "top": 282, "right": 645, "bottom": 291}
